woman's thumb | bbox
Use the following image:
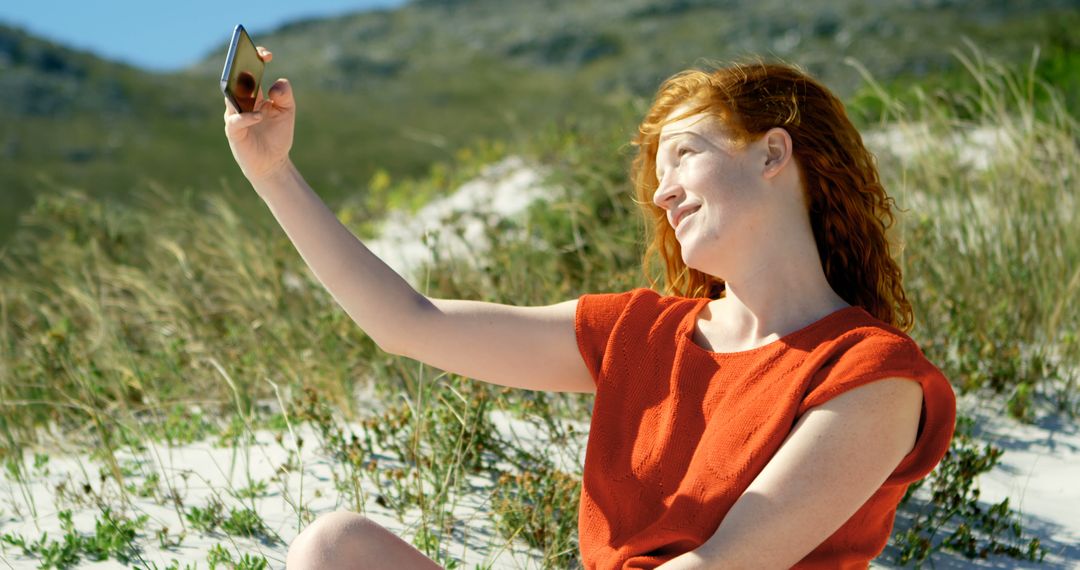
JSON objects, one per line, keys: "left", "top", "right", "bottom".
{"left": 267, "top": 78, "right": 294, "bottom": 109}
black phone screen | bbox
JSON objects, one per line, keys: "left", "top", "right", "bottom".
{"left": 221, "top": 25, "right": 264, "bottom": 113}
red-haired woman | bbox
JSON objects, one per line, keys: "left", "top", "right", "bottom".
{"left": 224, "top": 47, "right": 956, "bottom": 569}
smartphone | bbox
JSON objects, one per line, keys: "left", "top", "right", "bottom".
{"left": 220, "top": 24, "right": 265, "bottom": 113}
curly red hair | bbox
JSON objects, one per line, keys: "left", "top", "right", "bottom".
{"left": 632, "top": 59, "right": 913, "bottom": 332}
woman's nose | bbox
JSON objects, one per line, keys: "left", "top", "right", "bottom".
{"left": 653, "top": 175, "right": 683, "bottom": 210}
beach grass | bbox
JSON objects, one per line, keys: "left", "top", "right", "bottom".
{"left": 0, "top": 45, "right": 1075, "bottom": 567}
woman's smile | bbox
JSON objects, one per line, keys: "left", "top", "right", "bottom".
{"left": 675, "top": 207, "right": 700, "bottom": 233}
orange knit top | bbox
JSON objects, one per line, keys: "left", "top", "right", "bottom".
{"left": 574, "top": 288, "right": 956, "bottom": 569}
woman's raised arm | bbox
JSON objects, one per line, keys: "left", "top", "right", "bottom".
{"left": 223, "top": 49, "right": 594, "bottom": 394}
{"left": 399, "top": 297, "right": 593, "bottom": 393}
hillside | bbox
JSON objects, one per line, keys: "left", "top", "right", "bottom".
{"left": 2, "top": 0, "right": 1079, "bottom": 246}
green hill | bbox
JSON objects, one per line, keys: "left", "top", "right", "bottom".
{"left": 2, "top": 0, "right": 1079, "bottom": 245}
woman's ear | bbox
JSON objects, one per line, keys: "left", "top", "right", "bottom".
{"left": 762, "top": 127, "right": 793, "bottom": 178}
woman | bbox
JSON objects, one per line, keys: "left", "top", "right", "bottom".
{"left": 224, "top": 48, "right": 956, "bottom": 569}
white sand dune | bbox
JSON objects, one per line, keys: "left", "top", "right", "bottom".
{"left": 3, "top": 392, "right": 1077, "bottom": 569}
{"left": 0, "top": 409, "right": 586, "bottom": 569}
{"left": 873, "top": 392, "right": 1080, "bottom": 569}
{"left": 364, "top": 155, "right": 556, "bottom": 284}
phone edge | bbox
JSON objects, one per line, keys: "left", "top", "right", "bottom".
{"left": 221, "top": 24, "right": 244, "bottom": 112}
{"left": 220, "top": 24, "right": 244, "bottom": 88}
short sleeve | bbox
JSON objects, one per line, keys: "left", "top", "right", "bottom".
{"left": 574, "top": 289, "right": 640, "bottom": 387}
{"left": 798, "top": 331, "right": 957, "bottom": 486}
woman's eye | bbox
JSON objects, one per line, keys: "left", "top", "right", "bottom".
{"left": 678, "top": 147, "right": 692, "bottom": 157}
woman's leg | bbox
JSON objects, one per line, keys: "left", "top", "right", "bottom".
{"left": 285, "top": 511, "right": 444, "bottom": 570}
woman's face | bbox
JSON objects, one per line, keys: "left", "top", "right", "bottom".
{"left": 652, "top": 103, "right": 770, "bottom": 275}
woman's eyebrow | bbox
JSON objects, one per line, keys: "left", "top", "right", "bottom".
{"left": 657, "top": 131, "right": 708, "bottom": 156}
{"left": 659, "top": 130, "right": 695, "bottom": 143}
{"left": 656, "top": 132, "right": 700, "bottom": 165}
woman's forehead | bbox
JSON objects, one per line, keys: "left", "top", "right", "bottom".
{"left": 659, "top": 104, "right": 727, "bottom": 140}
{"left": 658, "top": 109, "right": 735, "bottom": 150}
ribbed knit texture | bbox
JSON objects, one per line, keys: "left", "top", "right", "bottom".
{"left": 574, "top": 288, "right": 956, "bottom": 569}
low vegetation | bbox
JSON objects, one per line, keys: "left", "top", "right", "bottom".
{"left": 0, "top": 46, "right": 1074, "bottom": 567}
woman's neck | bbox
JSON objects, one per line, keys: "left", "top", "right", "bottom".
{"left": 705, "top": 260, "right": 850, "bottom": 350}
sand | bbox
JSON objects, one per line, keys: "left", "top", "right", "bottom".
{"left": 3, "top": 153, "right": 1077, "bottom": 569}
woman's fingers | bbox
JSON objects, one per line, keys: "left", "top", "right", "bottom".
{"left": 256, "top": 46, "right": 273, "bottom": 62}
{"left": 252, "top": 78, "right": 293, "bottom": 113}
{"left": 224, "top": 110, "right": 262, "bottom": 136}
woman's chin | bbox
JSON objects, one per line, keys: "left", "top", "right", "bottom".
{"left": 679, "top": 241, "right": 719, "bottom": 276}
{"left": 679, "top": 242, "right": 699, "bottom": 267}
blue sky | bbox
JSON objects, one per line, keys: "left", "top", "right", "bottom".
{"left": 0, "top": 0, "right": 408, "bottom": 72}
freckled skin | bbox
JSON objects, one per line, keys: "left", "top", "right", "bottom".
{"left": 651, "top": 101, "right": 838, "bottom": 350}
{"left": 653, "top": 104, "right": 775, "bottom": 277}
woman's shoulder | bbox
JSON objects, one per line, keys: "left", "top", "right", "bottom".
{"left": 795, "top": 305, "right": 953, "bottom": 407}
{"left": 577, "top": 287, "right": 699, "bottom": 316}
{"left": 799, "top": 308, "right": 955, "bottom": 417}
{"left": 797, "top": 307, "right": 957, "bottom": 485}
{"left": 804, "top": 303, "right": 922, "bottom": 351}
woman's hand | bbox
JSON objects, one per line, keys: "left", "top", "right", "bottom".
{"left": 224, "top": 47, "right": 296, "bottom": 184}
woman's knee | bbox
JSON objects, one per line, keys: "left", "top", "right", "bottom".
{"left": 286, "top": 511, "right": 381, "bottom": 569}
